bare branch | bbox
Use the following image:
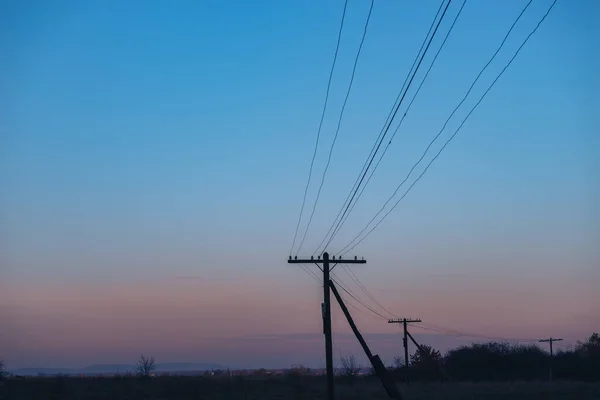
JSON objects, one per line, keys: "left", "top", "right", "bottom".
{"left": 135, "top": 354, "right": 156, "bottom": 377}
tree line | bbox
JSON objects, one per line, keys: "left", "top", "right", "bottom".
{"left": 2, "top": 333, "right": 597, "bottom": 382}
{"left": 390, "top": 332, "right": 599, "bottom": 382}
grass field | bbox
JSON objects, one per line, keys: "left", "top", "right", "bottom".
{"left": 1, "top": 376, "right": 599, "bottom": 400}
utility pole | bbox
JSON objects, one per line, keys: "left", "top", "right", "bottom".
{"left": 288, "top": 252, "right": 366, "bottom": 400}
{"left": 388, "top": 318, "right": 421, "bottom": 384}
{"left": 539, "top": 337, "right": 562, "bottom": 381}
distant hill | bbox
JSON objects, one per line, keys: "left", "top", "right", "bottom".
{"left": 10, "top": 363, "right": 228, "bottom": 376}
{"left": 9, "top": 367, "right": 74, "bottom": 376}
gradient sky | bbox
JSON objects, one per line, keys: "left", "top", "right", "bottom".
{"left": 1, "top": 0, "right": 599, "bottom": 370}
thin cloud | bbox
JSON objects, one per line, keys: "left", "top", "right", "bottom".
{"left": 170, "top": 276, "right": 237, "bottom": 282}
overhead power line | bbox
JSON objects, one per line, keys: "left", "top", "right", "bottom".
{"left": 339, "top": 0, "right": 557, "bottom": 255}
{"left": 341, "top": 265, "right": 398, "bottom": 318}
{"left": 413, "top": 323, "right": 538, "bottom": 343}
{"left": 314, "top": 0, "right": 448, "bottom": 256}
{"left": 331, "top": 274, "right": 389, "bottom": 320}
{"left": 289, "top": 0, "right": 349, "bottom": 256}
{"left": 331, "top": 276, "right": 390, "bottom": 321}
{"left": 320, "top": 0, "right": 454, "bottom": 254}
{"left": 335, "top": 0, "right": 469, "bottom": 240}
{"left": 296, "top": 0, "right": 375, "bottom": 255}
{"left": 299, "top": 263, "right": 322, "bottom": 283}
{"left": 335, "top": 285, "right": 383, "bottom": 320}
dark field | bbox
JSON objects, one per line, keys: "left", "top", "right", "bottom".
{"left": 1, "top": 376, "right": 599, "bottom": 400}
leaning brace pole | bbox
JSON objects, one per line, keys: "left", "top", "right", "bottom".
{"left": 406, "top": 331, "right": 451, "bottom": 381}
{"left": 329, "top": 279, "right": 403, "bottom": 400}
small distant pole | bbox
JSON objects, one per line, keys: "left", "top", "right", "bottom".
{"left": 539, "top": 337, "right": 562, "bottom": 381}
{"left": 388, "top": 318, "right": 421, "bottom": 384}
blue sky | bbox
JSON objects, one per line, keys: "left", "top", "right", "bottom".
{"left": 1, "top": 0, "right": 599, "bottom": 368}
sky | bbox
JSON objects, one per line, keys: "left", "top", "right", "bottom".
{"left": 1, "top": 0, "right": 599, "bottom": 370}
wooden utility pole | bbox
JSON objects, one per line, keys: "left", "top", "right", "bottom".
{"left": 388, "top": 318, "right": 421, "bottom": 383}
{"left": 539, "top": 337, "right": 562, "bottom": 381}
{"left": 288, "top": 252, "right": 365, "bottom": 400}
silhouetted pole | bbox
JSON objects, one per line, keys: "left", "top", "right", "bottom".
{"left": 288, "top": 252, "right": 366, "bottom": 400}
{"left": 329, "top": 279, "right": 373, "bottom": 360}
{"left": 322, "top": 252, "right": 334, "bottom": 399}
{"left": 539, "top": 337, "right": 562, "bottom": 381}
{"left": 388, "top": 318, "right": 421, "bottom": 384}
{"left": 330, "top": 280, "right": 403, "bottom": 400}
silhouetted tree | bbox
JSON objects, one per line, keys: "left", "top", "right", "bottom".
{"left": 390, "top": 333, "right": 600, "bottom": 382}
{"left": 444, "top": 342, "right": 548, "bottom": 381}
{"left": 339, "top": 354, "right": 362, "bottom": 376}
{"left": 391, "top": 356, "right": 404, "bottom": 369}
{"left": 577, "top": 332, "right": 600, "bottom": 357}
{"left": 0, "top": 360, "right": 7, "bottom": 380}
{"left": 288, "top": 364, "right": 310, "bottom": 377}
{"left": 253, "top": 368, "right": 269, "bottom": 376}
{"left": 338, "top": 354, "right": 362, "bottom": 385}
{"left": 410, "top": 345, "right": 442, "bottom": 366}
{"left": 135, "top": 354, "right": 156, "bottom": 377}
{"left": 410, "top": 345, "right": 444, "bottom": 381}
{"left": 569, "top": 332, "right": 600, "bottom": 381}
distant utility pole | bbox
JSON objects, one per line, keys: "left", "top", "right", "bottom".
{"left": 288, "top": 252, "right": 366, "bottom": 400}
{"left": 388, "top": 318, "right": 421, "bottom": 384}
{"left": 539, "top": 337, "right": 562, "bottom": 381}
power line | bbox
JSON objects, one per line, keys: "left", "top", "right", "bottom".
{"left": 331, "top": 275, "right": 389, "bottom": 320}
{"left": 413, "top": 323, "right": 538, "bottom": 343}
{"left": 314, "top": 0, "right": 448, "bottom": 257}
{"left": 338, "top": 0, "right": 534, "bottom": 255}
{"left": 333, "top": 278, "right": 389, "bottom": 321}
{"left": 299, "top": 263, "right": 322, "bottom": 283}
{"left": 296, "top": 0, "right": 375, "bottom": 255}
{"left": 341, "top": 265, "right": 398, "bottom": 318}
{"left": 339, "top": 0, "right": 557, "bottom": 255}
{"left": 335, "top": 0, "right": 469, "bottom": 241}
{"left": 321, "top": 0, "right": 454, "bottom": 254}
{"left": 289, "top": 0, "right": 349, "bottom": 256}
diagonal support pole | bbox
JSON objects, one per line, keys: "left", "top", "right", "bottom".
{"left": 329, "top": 279, "right": 403, "bottom": 400}
{"left": 406, "top": 331, "right": 451, "bottom": 381}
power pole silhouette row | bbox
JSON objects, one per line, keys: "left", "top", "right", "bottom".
{"left": 539, "top": 337, "right": 562, "bottom": 382}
